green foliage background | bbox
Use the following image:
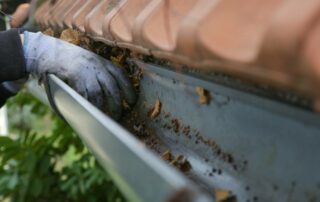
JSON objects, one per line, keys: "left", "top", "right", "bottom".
{"left": 0, "top": 90, "right": 125, "bottom": 202}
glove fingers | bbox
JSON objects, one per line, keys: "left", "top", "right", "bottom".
{"left": 74, "top": 80, "right": 88, "bottom": 100}
{"left": 85, "top": 78, "right": 104, "bottom": 111}
{"left": 96, "top": 71, "right": 122, "bottom": 119}
{"left": 102, "top": 60, "right": 137, "bottom": 105}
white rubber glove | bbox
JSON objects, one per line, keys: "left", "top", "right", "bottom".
{"left": 23, "top": 31, "right": 136, "bottom": 119}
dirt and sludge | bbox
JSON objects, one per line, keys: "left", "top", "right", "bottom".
{"left": 121, "top": 108, "right": 192, "bottom": 173}
{"left": 157, "top": 109, "right": 246, "bottom": 173}
{"left": 121, "top": 90, "right": 244, "bottom": 200}
{"left": 43, "top": 28, "right": 143, "bottom": 94}
{"left": 121, "top": 106, "right": 239, "bottom": 201}
{"left": 42, "top": 27, "right": 243, "bottom": 201}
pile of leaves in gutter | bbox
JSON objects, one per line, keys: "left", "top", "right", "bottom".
{"left": 44, "top": 28, "right": 142, "bottom": 94}
{"left": 43, "top": 28, "right": 142, "bottom": 114}
{"left": 0, "top": 91, "right": 126, "bottom": 202}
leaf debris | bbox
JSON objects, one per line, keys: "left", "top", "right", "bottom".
{"left": 170, "top": 154, "right": 192, "bottom": 173}
{"left": 43, "top": 28, "right": 55, "bottom": 37}
{"left": 161, "top": 150, "right": 173, "bottom": 161}
{"left": 60, "top": 28, "right": 81, "bottom": 45}
{"left": 149, "top": 99, "right": 161, "bottom": 119}
{"left": 196, "top": 86, "right": 210, "bottom": 104}
{"left": 214, "top": 189, "right": 236, "bottom": 202}
{"left": 59, "top": 28, "right": 92, "bottom": 50}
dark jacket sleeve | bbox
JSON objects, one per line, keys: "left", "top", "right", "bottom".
{"left": 0, "top": 84, "right": 15, "bottom": 107}
{"left": 0, "top": 28, "right": 27, "bottom": 107}
{"left": 0, "top": 28, "right": 27, "bottom": 82}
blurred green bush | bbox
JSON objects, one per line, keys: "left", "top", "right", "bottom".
{"left": 0, "top": 90, "right": 125, "bottom": 202}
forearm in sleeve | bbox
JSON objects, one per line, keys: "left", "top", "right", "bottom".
{"left": 0, "top": 28, "right": 27, "bottom": 107}
{"left": 0, "top": 28, "right": 27, "bottom": 82}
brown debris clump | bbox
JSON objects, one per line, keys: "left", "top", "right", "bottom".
{"left": 42, "top": 28, "right": 142, "bottom": 94}
{"left": 149, "top": 99, "right": 162, "bottom": 119}
{"left": 161, "top": 150, "right": 173, "bottom": 161}
{"left": 111, "top": 54, "right": 126, "bottom": 67}
{"left": 60, "top": 28, "right": 81, "bottom": 45}
{"left": 161, "top": 112, "right": 240, "bottom": 170}
{"left": 170, "top": 154, "right": 192, "bottom": 173}
{"left": 60, "top": 28, "right": 92, "bottom": 50}
{"left": 121, "top": 110, "right": 164, "bottom": 153}
{"left": 43, "top": 28, "right": 55, "bottom": 37}
{"left": 196, "top": 86, "right": 210, "bottom": 104}
{"left": 160, "top": 151, "right": 192, "bottom": 173}
{"left": 171, "top": 119, "right": 180, "bottom": 133}
{"left": 214, "top": 189, "right": 236, "bottom": 202}
{"left": 167, "top": 188, "right": 195, "bottom": 202}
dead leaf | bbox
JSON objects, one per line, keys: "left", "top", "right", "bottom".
{"left": 43, "top": 28, "right": 54, "bottom": 37}
{"left": 214, "top": 189, "right": 235, "bottom": 202}
{"left": 161, "top": 150, "right": 173, "bottom": 161}
{"left": 122, "top": 100, "right": 130, "bottom": 110}
{"left": 170, "top": 154, "right": 192, "bottom": 173}
{"left": 60, "top": 28, "right": 81, "bottom": 45}
{"left": 149, "top": 99, "right": 161, "bottom": 119}
{"left": 111, "top": 54, "right": 126, "bottom": 67}
{"left": 180, "top": 160, "right": 192, "bottom": 172}
{"left": 196, "top": 86, "right": 210, "bottom": 104}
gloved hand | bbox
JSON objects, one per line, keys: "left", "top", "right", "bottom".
{"left": 23, "top": 31, "right": 136, "bottom": 119}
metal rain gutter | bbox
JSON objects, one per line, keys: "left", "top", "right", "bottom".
{"left": 28, "top": 74, "right": 211, "bottom": 202}
{"left": 26, "top": 58, "right": 320, "bottom": 202}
